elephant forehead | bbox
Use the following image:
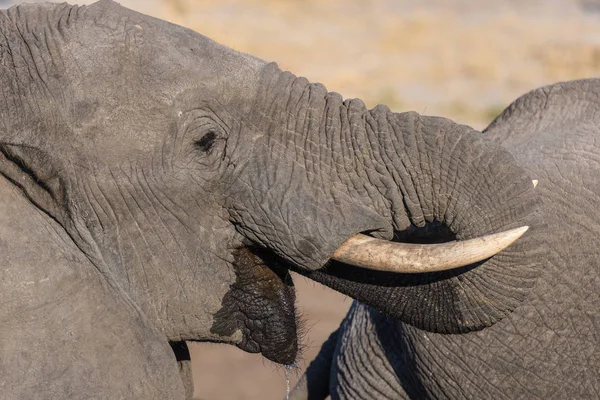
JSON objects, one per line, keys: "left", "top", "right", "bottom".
{"left": 66, "top": 0, "right": 266, "bottom": 110}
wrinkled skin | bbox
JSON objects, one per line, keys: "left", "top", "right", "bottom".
{"left": 0, "top": 2, "right": 540, "bottom": 399}
{"left": 292, "top": 79, "right": 600, "bottom": 400}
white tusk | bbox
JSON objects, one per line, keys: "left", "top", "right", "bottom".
{"left": 331, "top": 226, "right": 529, "bottom": 273}
{"left": 532, "top": 179, "right": 538, "bottom": 188}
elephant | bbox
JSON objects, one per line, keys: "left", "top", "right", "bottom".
{"left": 291, "top": 79, "right": 600, "bottom": 400}
{"left": 0, "top": 1, "right": 541, "bottom": 399}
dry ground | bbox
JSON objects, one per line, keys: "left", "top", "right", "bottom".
{"left": 6, "top": 0, "right": 600, "bottom": 398}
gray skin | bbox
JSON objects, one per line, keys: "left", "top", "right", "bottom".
{"left": 292, "top": 79, "right": 600, "bottom": 400}
{"left": 0, "top": 1, "right": 541, "bottom": 399}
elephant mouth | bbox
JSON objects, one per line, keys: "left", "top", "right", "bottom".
{"left": 210, "top": 247, "right": 299, "bottom": 365}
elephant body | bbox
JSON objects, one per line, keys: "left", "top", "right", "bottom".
{"left": 0, "top": 2, "right": 563, "bottom": 399}
{"left": 293, "top": 79, "right": 600, "bottom": 400}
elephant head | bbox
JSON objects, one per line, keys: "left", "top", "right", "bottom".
{"left": 0, "top": 0, "right": 539, "bottom": 366}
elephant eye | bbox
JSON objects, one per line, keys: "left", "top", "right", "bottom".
{"left": 195, "top": 131, "right": 218, "bottom": 152}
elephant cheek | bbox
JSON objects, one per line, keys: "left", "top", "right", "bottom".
{"left": 210, "top": 248, "right": 298, "bottom": 365}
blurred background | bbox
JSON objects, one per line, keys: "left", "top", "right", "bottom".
{"left": 4, "top": 0, "right": 600, "bottom": 398}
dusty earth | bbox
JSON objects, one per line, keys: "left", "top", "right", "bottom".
{"left": 5, "top": 0, "right": 600, "bottom": 399}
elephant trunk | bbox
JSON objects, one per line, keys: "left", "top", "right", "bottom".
{"left": 298, "top": 97, "right": 542, "bottom": 333}
{"left": 230, "top": 63, "right": 541, "bottom": 333}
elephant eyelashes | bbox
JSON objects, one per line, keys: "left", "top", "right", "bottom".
{"left": 195, "top": 131, "right": 218, "bottom": 152}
